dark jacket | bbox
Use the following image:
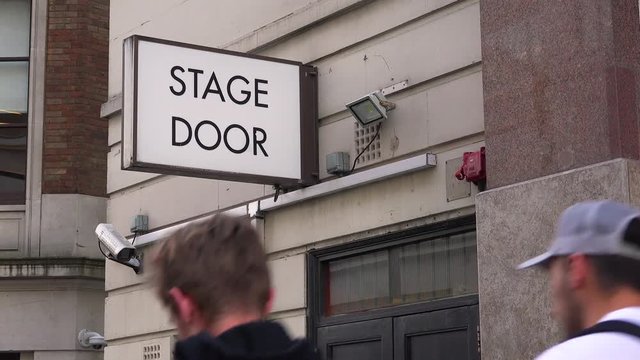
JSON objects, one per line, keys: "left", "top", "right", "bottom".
{"left": 174, "top": 321, "right": 319, "bottom": 360}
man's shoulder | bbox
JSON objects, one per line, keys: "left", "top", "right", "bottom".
{"left": 535, "top": 332, "right": 640, "bottom": 360}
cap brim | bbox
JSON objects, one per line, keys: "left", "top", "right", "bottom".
{"left": 517, "top": 252, "right": 553, "bottom": 270}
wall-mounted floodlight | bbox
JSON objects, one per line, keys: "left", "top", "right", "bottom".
{"left": 346, "top": 91, "right": 396, "bottom": 127}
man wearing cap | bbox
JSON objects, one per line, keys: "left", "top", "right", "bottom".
{"left": 519, "top": 200, "right": 640, "bottom": 359}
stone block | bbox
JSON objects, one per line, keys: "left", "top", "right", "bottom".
{"left": 476, "top": 159, "right": 634, "bottom": 359}
{"left": 481, "top": 0, "right": 640, "bottom": 188}
{"left": 39, "top": 194, "right": 106, "bottom": 258}
{"left": 269, "top": 254, "right": 306, "bottom": 313}
{"left": 104, "top": 287, "right": 173, "bottom": 341}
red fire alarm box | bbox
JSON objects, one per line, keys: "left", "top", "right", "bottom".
{"left": 455, "top": 147, "right": 486, "bottom": 185}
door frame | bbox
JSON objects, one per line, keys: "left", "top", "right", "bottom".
{"left": 306, "top": 215, "right": 478, "bottom": 346}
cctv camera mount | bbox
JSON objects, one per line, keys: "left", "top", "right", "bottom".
{"left": 99, "top": 242, "right": 143, "bottom": 274}
{"left": 113, "top": 254, "right": 142, "bottom": 274}
{"left": 378, "top": 98, "right": 396, "bottom": 111}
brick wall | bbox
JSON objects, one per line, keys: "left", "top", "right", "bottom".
{"left": 43, "top": 0, "right": 109, "bottom": 196}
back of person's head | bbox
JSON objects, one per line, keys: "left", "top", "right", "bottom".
{"left": 590, "top": 216, "right": 640, "bottom": 294}
{"left": 153, "top": 214, "right": 270, "bottom": 324}
{"left": 590, "top": 255, "right": 640, "bottom": 293}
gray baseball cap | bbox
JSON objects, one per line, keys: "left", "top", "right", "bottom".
{"left": 518, "top": 200, "right": 640, "bottom": 269}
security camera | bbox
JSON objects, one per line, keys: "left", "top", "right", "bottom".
{"left": 96, "top": 223, "right": 135, "bottom": 261}
{"left": 78, "top": 329, "right": 106, "bottom": 350}
{"left": 95, "top": 223, "right": 142, "bottom": 273}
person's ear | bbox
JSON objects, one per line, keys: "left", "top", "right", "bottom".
{"left": 567, "top": 254, "right": 589, "bottom": 290}
{"left": 263, "top": 288, "right": 275, "bottom": 316}
{"left": 168, "top": 287, "right": 196, "bottom": 324}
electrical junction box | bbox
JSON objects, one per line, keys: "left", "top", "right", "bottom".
{"left": 131, "top": 214, "right": 149, "bottom": 233}
{"left": 326, "top": 152, "right": 350, "bottom": 175}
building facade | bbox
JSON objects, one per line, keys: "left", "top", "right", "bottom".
{"left": 101, "top": 1, "right": 640, "bottom": 360}
{"left": 0, "top": 0, "right": 109, "bottom": 359}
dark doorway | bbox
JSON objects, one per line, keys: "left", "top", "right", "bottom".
{"left": 0, "top": 353, "right": 20, "bottom": 360}
{"left": 310, "top": 216, "right": 480, "bottom": 360}
{"left": 316, "top": 305, "right": 478, "bottom": 360}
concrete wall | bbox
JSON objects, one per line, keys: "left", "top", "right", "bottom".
{"left": 105, "top": 0, "right": 483, "bottom": 234}
{"left": 0, "top": 282, "right": 103, "bottom": 351}
{"left": 39, "top": 194, "right": 106, "bottom": 258}
{"left": 0, "top": 1, "right": 108, "bottom": 358}
{"left": 476, "top": 159, "right": 640, "bottom": 359}
{"left": 16, "top": 351, "right": 103, "bottom": 360}
{"left": 32, "top": 352, "right": 102, "bottom": 360}
{"left": 0, "top": 194, "right": 106, "bottom": 259}
{"left": 104, "top": 0, "right": 484, "bottom": 358}
{"left": 0, "top": 263, "right": 104, "bottom": 356}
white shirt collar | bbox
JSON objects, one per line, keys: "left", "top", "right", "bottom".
{"left": 598, "top": 306, "right": 640, "bottom": 326}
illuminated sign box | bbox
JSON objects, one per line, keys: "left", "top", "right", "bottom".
{"left": 122, "top": 35, "right": 318, "bottom": 188}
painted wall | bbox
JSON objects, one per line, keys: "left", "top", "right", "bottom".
{"left": 104, "top": 0, "right": 484, "bottom": 358}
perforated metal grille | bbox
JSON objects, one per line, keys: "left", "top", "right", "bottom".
{"left": 143, "top": 344, "right": 161, "bottom": 360}
{"left": 354, "top": 122, "right": 381, "bottom": 165}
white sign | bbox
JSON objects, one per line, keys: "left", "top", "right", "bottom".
{"left": 122, "top": 36, "right": 318, "bottom": 187}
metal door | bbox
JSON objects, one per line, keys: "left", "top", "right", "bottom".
{"left": 394, "top": 305, "right": 479, "bottom": 360}
{"left": 317, "top": 318, "right": 393, "bottom": 360}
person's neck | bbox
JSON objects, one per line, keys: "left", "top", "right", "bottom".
{"left": 583, "top": 288, "right": 640, "bottom": 328}
{"left": 208, "top": 311, "right": 263, "bottom": 337}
